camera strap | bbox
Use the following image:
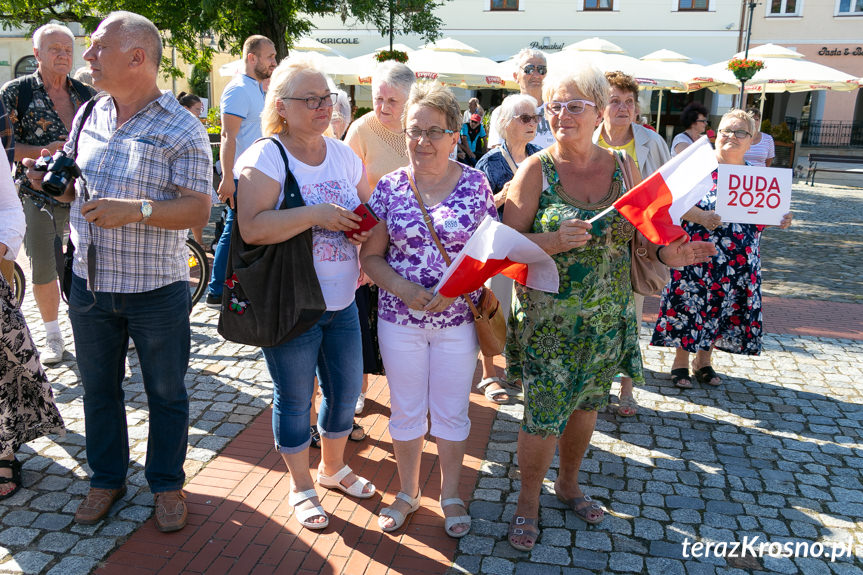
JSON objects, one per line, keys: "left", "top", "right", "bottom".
{"left": 54, "top": 94, "right": 103, "bottom": 308}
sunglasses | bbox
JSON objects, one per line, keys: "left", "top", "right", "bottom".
{"left": 512, "top": 114, "right": 540, "bottom": 124}
{"left": 521, "top": 64, "right": 547, "bottom": 76}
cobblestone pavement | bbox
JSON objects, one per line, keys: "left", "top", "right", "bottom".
{"left": 0, "top": 183, "right": 860, "bottom": 574}
{"left": 760, "top": 182, "right": 863, "bottom": 303}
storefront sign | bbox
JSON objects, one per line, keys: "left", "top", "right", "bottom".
{"left": 715, "top": 165, "right": 792, "bottom": 226}
{"left": 529, "top": 41, "right": 564, "bottom": 51}
{"left": 318, "top": 37, "right": 360, "bottom": 45}
{"left": 818, "top": 46, "right": 863, "bottom": 56}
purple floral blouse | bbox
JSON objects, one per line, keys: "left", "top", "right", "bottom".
{"left": 369, "top": 165, "right": 498, "bottom": 329}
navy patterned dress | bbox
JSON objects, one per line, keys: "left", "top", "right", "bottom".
{"left": 650, "top": 170, "right": 764, "bottom": 356}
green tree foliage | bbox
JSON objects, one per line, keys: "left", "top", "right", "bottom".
{"left": 0, "top": 0, "right": 447, "bottom": 73}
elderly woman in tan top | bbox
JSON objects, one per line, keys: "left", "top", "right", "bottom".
{"left": 345, "top": 61, "right": 416, "bottom": 414}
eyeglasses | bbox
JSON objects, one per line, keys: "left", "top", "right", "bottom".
{"left": 283, "top": 93, "right": 338, "bottom": 110}
{"left": 512, "top": 114, "right": 540, "bottom": 124}
{"left": 609, "top": 98, "right": 636, "bottom": 109}
{"left": 694, "top": 119, "right": 709, "bottom": 124}
{"left": 521, "top": 64, "right": 547, "bottom": 76}
{"left": 404, "top": 126, "right": 455, "bottom": 140}
{"left": 545, "top": 99, "right": 596, "bottom": 115}
{"left": 718, "top": 128, "right": 751, "bottom": 139}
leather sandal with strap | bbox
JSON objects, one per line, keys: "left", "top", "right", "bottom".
{"left": 289, "top": 488, "right": 329, "bottom": 530}
{"left": 477, "top": 377, "right": 510, "bottom": 404}
{"left": 508, "top": 515, "right": 539, "bottom": 551}
{"left": 317, "top": 464, "right": 375, "bottom": 499}
{"left": 379, "top": 490, "right": 421, "bottom": 533}
{"left": 0, "top": 459, "right": 22, "bottom": 501}
{"left": 440, "top": 497, "right": 471, "bottom": 538}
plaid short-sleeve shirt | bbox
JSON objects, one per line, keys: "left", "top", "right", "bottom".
{"left": 66, "top": 92, "right": 213, "bottom": 293}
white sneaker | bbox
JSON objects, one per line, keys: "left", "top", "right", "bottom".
{"left": 41, "top": 333, "right": 65, "bottom": 365}
{"left": 355, "top": 392, "right": 365, "bottom": 415}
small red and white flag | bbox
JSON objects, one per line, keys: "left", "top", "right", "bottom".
{"left": 605, "top": 135, "right": 717, "bottom": 244}
{"left": 435, "top": 216, "right": 559, "bottom": 297}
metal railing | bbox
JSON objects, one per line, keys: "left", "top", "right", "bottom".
{"left": 800, "top": 121, "right": 863, "bottom": 148}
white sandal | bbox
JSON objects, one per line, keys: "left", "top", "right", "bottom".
{"left": 440, "top": 497, "right": 471, "bottom": 538}
{"left": 355, "top": 392, "right": 365, "bottom": 415}
{"left": 317, "top": 465, "right": 376, "bottom": 499}
{"left": 288, "top": 488, "right": 328, "bottom": 530}
{"left": 477, "top": 377, "right": 510, "bottom": 404}
{"left": 379, "top": 490, "right": 422, "bottom": 533}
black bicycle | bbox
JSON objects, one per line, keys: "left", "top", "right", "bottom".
{"left": 15, "top": 185, "right": 210, "bottom": 310}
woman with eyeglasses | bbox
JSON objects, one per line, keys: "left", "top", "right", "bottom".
{"left": 361, "top": 82, "right": 497, "bottom": 537}
{"left": 502, "top": 66, "right": 715, "bottom": 551}
{"left": 671, "top": 102, "right": 710, "bottom": 156}
{"left": 473, "top": 93, "right": 542, "bottom": 404}
{"left": 652, "top": 109, "right": 792, "bottom": 389}
{"left": 593, "top": 70, "right": 672, "bottom": 417}
{"left": 234, "top": 60, "right": 376, "bottom": 530}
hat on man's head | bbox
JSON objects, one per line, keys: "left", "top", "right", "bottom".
{"left": 470, "top": 113, "right": 482, "bottom": 123}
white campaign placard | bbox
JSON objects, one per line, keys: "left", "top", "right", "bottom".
{"left": 715, "top": 165, "right": 792, "bottom": 226}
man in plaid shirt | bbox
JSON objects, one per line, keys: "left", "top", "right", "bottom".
{"left": 25, "top": 11, "right": 211, "bottom": 532}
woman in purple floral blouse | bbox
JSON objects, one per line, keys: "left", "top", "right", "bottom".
{"left": 361, "top": 83, "right": 497, "bottom": 538}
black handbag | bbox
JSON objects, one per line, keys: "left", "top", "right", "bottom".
{"left": 217, "top": 138, "right": 325, "bottom": 347}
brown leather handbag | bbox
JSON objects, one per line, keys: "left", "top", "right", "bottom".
{"left": 407, "top": 172, "right": 506, "bottom": 357}
{"left": 615, "top": 151, "right": 670, "bottom": 296}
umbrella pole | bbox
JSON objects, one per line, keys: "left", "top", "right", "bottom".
{"left": 656, "top": 90, "right": 663, "bottom": 132}
{"left": 759, "top": 92, "right": 765, "bottom": 118}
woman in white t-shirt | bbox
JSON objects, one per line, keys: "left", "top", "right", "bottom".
{"left": 235, "top": 60, "right": 376, "bottom": 530}
{"left": 743, "top": 107, "right": 775, "bottom": 167}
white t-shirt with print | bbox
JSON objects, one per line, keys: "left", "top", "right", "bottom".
{"left": 235, "top": 137, "right": 363, "bottom": 311}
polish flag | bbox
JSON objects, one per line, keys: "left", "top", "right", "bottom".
{"left": 435, "top": 216, "right": 559, "bottom": 297}
{"left": 612, "top": 135, "right": 717, "bottom": 244}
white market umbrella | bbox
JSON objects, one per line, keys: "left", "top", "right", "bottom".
{"left": 218, "top": 37, "right": 351, "bottom": 79}
{"left": 704, "top": 43, "right": 861, "bottom": 95}
{"left": 407, "top": 38, "right": 510, "bottom": 89}
{"left": 640, "top": 49, "right": 728, "bottom": 132}
{"left": 545, "top": 38, "right": 685, "bottom": 91}
{"left": 343, "top": 44, "right": 416, "bottom": 86}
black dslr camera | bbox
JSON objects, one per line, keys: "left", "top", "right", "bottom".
{"left": 31, "top": 150, "right": 81, "bottom": 196}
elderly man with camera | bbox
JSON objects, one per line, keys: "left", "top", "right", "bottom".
{"left": 24, "top": 11, "right": 212, "bottom": 532}
{"left": 0, "top": 23, "right": 95, "bottom": 365}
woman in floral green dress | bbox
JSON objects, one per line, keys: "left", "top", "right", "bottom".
{"left": 502, "top": 65, "right": 715, "bottom": 552}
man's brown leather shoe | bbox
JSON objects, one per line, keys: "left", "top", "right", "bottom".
{"left": 154, "top": 489, "right": 187, "bottom": 532}
{"left": 74, "top": 486, "right": 127, "bottom": 524}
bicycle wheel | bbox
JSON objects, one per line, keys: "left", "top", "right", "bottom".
{"left": 186, "top": 239, "right": 209, "bottom": 309}
{"left": 12, "top": 262, "right": 26, "bottom": 309}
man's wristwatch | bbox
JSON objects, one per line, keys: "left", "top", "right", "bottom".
{"left": 140, "top": 199, "right": 153, "bottom": 222}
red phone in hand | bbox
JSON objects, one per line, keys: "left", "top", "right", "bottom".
{"left": 345, "top": 203, "right": 380, "bottom": 240}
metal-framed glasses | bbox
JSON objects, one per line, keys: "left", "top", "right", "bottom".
{"left": 718, "top": 128, "right": 751, "bottom": 139}
{"left": 512, "top": 114, "right": 540, "bottom": 124}
{"left": 545, "top": 99, "right": 596, "bottom": 115}
{"left": 283, "top": 93, "right": 338, "bottom": 110}
{"left": 404, "top": 126, "right": 455, "bottom": 140}
{"left": 521, "top": 64, "right": 547, "bottom": 76}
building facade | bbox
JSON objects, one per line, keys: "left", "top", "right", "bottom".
{"left": 748, "top": 0, "right": 863, "bottom": 127}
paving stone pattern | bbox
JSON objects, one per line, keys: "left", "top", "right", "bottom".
{"left": 0, "top": 182, "right": 861, "bottom": 574}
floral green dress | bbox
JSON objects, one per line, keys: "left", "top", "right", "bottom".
{"left": 506, "top": 152, "right": 643, "bottom": 437}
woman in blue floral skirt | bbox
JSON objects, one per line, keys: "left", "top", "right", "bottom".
{"left": 651, "top": 109, "right": 793, "bottom": 388}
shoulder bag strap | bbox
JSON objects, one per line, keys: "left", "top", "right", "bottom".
{"left": 500, "top": 142, "right": 519, "bottom": 175}
{"left": 406, "top": 169, "right": 483, "bottom": 319}
{"left": 265, "top": 136, "right": 304, "bottom": 210}
{"left": 614, "top": 150, "right": 633, "bottom": 191}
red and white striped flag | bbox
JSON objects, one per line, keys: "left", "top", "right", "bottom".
{"left": 611, "top": 135, "right": 717, "bottom": 244}
{"left": 435, "top": 216, "right": 559, "bottom": 297}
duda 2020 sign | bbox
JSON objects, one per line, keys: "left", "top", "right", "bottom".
{"left": 715, "top": 165, "right": 792, "bottom": 226}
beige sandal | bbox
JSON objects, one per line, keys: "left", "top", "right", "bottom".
{"left": 317, "top": 464, "right": 375, "bottom": 499}
{"left": 440, "top": 497, "right": 471, "bottom": 538}
{"left": 379, "top": 490, "right": 421, "bottom": 533}
{"left": 289, "top": 488, "right": 328, "bottom": 530}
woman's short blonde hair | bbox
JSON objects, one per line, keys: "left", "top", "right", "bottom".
{"left": 401, "top": 82, "right": 461, "bottom": 132}
{"left": 542, "top": 64, "right": 609, "bottom": 113}
{"left": 494, "top": 94, "right": 539, "bottom": 139}
{"left": 261, "top": 58, "right": 335, "bottom": 137}
{"left": 720, "top": 108, "right": 756, "bottom": 134}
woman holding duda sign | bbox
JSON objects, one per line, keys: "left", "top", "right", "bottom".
{"left": 651, "top": 109, "right": 792, "bottom": 389}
